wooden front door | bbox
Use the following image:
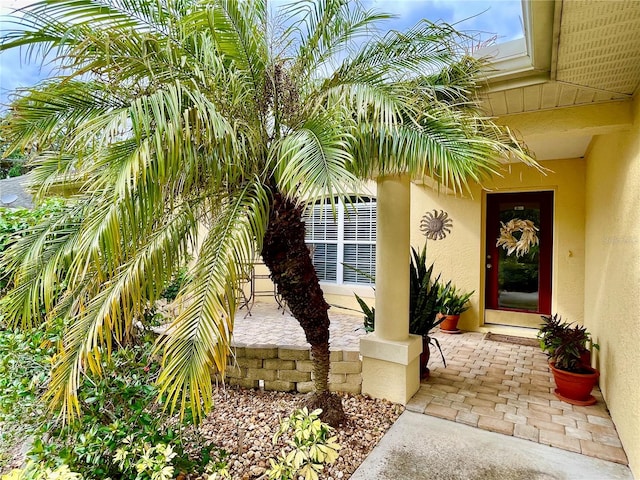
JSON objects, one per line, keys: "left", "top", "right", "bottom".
{"left": 485, "top": 191, "right": 553, "bottom": 328}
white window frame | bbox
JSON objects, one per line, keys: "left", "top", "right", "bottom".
{"left": 304, "top": 197, "right": 376, "bottom": 286}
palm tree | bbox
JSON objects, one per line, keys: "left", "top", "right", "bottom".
{"left": 0, "top": 0, "right": 535, "bottom": 424}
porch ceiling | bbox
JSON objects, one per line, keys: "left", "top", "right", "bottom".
{"left": 555, "top": 0, "right": 640, "bottom": 96}
{"left": 480, "top": 1, "right": 640, "bottom": 160}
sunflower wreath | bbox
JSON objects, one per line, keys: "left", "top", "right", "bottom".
{"left": 496, "top": 218, "right": 539, "bottom": 257}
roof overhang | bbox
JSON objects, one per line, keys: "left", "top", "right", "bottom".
{"left": 475, "top": 0, "right": 555, "bottom": 91}
{"left": 476, "top": 0, "right": 639, "bottom": 161}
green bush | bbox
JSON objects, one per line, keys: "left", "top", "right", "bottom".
{"left": 27, "top": 336, "right": 220, "bottom": 478}
{"left": 0, "top": 325, "right": 224, "bottom": 479}
{"left": 0, "top": 199, "right": 65, "bottom": 294}
{"left": 160, "top": 267, "right": 190, "bottom": 303}
{"left": 7, "top": 164, "right": 23, "bottom": 178}
{"left": 0, "top": 324, "right": 58, "bottom": 467}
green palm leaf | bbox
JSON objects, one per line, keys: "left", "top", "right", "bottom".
{"left": 1, "top": 0, "right": 539, "bottom": 423}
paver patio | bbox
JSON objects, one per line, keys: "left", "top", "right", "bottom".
{"left": 233, "top": 301, "right": 628, "bottom": 466}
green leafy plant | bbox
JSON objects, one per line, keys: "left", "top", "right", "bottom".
{"left": 537, "top": 313, "right": 566, "bottom": 358}
{"left": 267, "top": 408, "right": 340, "bottom": 480}
{"left": 538, "top": 314, "right": 599, "bottom": 373}
{"left": 7, "top": 163, "right": 23, "bottom": 178}
{"left": 24, "top": 336, "right": 216, "bottom": 479}
{"left": 114, "top": 442, "right": 176, "bottom": 480}
{"left": 354, "top": 293, "right": 375, "bottom": 334}
{"left": 0, "top": 324, "right": 59, "bottom": 467}
{"left": 160, "top": 267, "right": 191, "bottom": 303}
{"left": 353, "top": 243, "right": 447, "bottom": 365}
{"left": 408, "top": 245, "right": 444, "bottom": 335}
{"left": 437, "top": 282, "right": 474, "bottom": 315}
{"left": 1, "top": 462, "right": 82, "bottom": 480}
{"left": 0, "top": 199, "right": 65, "bottom": 295}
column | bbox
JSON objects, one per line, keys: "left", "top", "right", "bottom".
{"left": 359, "top": 174, "right": 422, "bottom": 404}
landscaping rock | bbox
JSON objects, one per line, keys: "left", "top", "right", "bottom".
{"left": 199, "top": 387, "right": 403, "bottom": 479}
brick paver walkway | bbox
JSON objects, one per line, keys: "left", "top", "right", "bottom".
{"left": 408, "top": 331, "right": 628, "bottom": 465}
{"left": 232, "top": 301, "right": 365, "bottom": 349}
{"left": 234, "top": 302, "right": 628, "bottom": 466}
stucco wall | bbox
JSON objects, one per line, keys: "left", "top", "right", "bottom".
{"left": 584, "top": 95, "right": 640, "bottom": 476}
{"left": 410, "top": 158, "right": 586, "bottom": 333}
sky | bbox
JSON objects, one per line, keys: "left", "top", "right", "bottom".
{"left": 0, "top": 0, "right": 524, "bottom": 108}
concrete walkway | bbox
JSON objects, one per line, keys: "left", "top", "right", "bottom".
{"left": 350, "top": 411, "right": 634, "bottom": 480}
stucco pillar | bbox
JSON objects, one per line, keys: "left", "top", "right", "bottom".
{"left": 360, "top": 174, "right": 422, "bottom": 404}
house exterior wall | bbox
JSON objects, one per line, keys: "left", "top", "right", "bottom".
{"left": 584, "top": 94, "right": 640, "bottom": 476}
{"left": 409, "top": 158, "right": 586, "bottom": 334}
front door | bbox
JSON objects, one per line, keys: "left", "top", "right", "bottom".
{"left": 485, "top": 191, "right": 553, "bottom": 328}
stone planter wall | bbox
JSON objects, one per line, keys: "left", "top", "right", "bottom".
{"left": 223, "top": 345, "right": 362, "bottom": 394}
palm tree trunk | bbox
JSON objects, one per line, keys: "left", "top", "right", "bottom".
{"left": 261, "top": 192, "right": 345, "bottom": 426}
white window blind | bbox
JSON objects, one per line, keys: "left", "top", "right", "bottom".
{"left": 304, "top": 197, "right": 376, "bottom": 285}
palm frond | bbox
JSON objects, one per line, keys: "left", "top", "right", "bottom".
{"left": 273, "top": 113, "right": 360, "bottom": 205}
{"left": 156, "top": 180, "right": 269, "bottom": 421}
{"left": 284, "top": 0, "right": 392, "bottom": 79}
{"left": 45, "top": 201, "right": 198, "bottom": 420}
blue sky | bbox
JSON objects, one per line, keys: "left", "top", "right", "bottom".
{"left": 0, "top": 0, "right": 523, "bottom": 108}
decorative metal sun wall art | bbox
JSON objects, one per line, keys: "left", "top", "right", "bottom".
{"left": 496, "top": 218, "right": 539, "bottom": 257}
{"left": 420, "top": 209, "right": 452, "bottom": 240}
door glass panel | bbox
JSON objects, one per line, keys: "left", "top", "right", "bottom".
{"left": 497, "top": 203, "right": 540, "bottom": 312}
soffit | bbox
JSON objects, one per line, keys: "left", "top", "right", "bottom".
{"left": 482, "top": 0, "right": 640, "bottom": 117}
{"left": 483, "top": 81, "right": 627, "bottom": 116}
{"left": 556, "top": 0, "right": 640, "bottom": 96}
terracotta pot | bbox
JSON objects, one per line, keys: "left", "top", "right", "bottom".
{"left": 439, "top": 314, "right": 461, "bottom": 334}
{"left": 420, "top": 336, "right": 431, "bottom": 380}
{"left": 550, "top": 361, "right": 599, "bottom": 406}
{"left": 580, "top": 350, "right": 592, "bottom": 367}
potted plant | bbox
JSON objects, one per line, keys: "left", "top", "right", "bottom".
{"left": 437, "top": 283, "right": 474, "bottom": 334}
{"left": 354, "top": 243, "right": 446, "bottom": 379}
{"left": 538, "top": 314, "right": 600, "bottom": 405}
{"left": 408, "top": 244, "right": 447, "bottom": 379}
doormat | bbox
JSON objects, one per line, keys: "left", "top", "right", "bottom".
{"left": 484, "top": 332, "right": 539, "bottom": 347}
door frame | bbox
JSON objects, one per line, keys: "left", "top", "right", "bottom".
{"left": 482, "top": 189, "right": 555, "bottom": 327}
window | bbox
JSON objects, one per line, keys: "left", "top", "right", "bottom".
{"left": 304, "top": 197, "right": 376, "bottom": 285}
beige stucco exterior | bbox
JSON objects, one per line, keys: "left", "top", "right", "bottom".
{"left": 348, "top": 99, "right": 640, "bottom": 474}
{"left": 583, "top": 94, "right": 640, "bottom": 475}
{"left": 360, "top": 175, "right": 422, "bottom": 404}
{"left": 409, "top": 158, "right": 586, "bottom": 335}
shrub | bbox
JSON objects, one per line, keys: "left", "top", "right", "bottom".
{"left": 0, "top": 324, "right": 58, "bottom": 468}
{"left": 0, "top": 199, "right": 65, "bottom": 295}
{"left": 7, "top": 164, "right": 23, "bottom": 178}
{"left": 27, "top": 336, "right": 219, "bottom": 478}
{"left": 160, "top": 267, "right": 190, "bottom": 302}
{"left": 0, "top": 326, "right": 224, "bottom": 479}
{"left": 267, "top": 408, "right": 340, "bottom": 480}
